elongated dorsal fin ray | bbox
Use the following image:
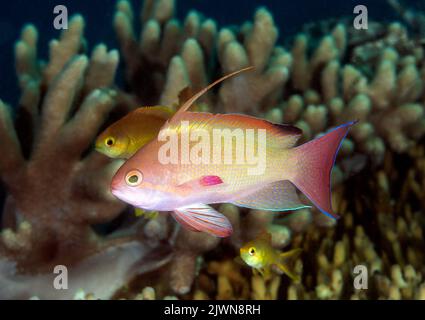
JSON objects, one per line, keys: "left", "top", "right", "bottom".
{"left": 178, "top": 87, "right": 193, "bottom": 106}
{"left": 163, "top": 66, "right": 254, "bottom": 128}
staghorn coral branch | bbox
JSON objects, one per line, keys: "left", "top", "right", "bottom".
{"left": 114, "top": 1, "right": 136, "bottom": 56}
{"left": 0, "top": 101, "right": 25, "bottom": 186}
{"left": 244, "top": 8, "right": 278, "bottom": 72}
{"left": 18, "top": 79, "right": 41, "bottom": 133}
{"left": 388, "top": 0, "right": 425, "bottom": 37}
{"left": 114, "top": 0, "right": 218, "bottom": 106}
{"left": 14, "top": 24, "right": 39, "bottom": 88}
{"left": 141, "top": 0, "right": 175, "bottom": 26}
{"left": 34, "top": 56, "right": 88, "bottom": 160}
{"left": 84, "top": 45, "right": 119, "bottom": 94}
{"left": 160, "top": 56, "right": 190, "bottom": 107}
{"left": 218, "top": 8, "right": 289, "bottom": 114}
{"left": 44, "top": 15, "right": 85, "bottom": 84}
{"left": 60, "top": 88, "right": 117, "bottom": 157}
{"left": 169, "top": 229, "right": 219, "bottom": 294}
{"left": 181, "top": 38, "right": 208, "bottom": 92}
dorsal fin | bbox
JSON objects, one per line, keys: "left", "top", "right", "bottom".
{"left": 163, "top": 66, "right": 254, "bottom": 128}
{"left": 133, "top": 106, "right": 174, "bottom": 119}
{"left": 271, "top": 123, "right": 302, "bottom": 136}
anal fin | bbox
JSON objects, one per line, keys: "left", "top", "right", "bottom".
{"left": 231, "top": 180, "right": 311, "bottom": 211}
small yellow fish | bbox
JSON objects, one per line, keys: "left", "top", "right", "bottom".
{"left": 134, "top": 208, "right": 159, "bottom": 220}
{"left": 240, "top": 232, "right": 302, "bottom": 281}
{"left": 95, "top": 106, "right": 174, "bottom": 159}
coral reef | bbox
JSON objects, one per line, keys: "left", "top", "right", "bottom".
{"left": 388, "top": 0, "right": 425, "bottom": 38}
{"left": 172, "top": 144, "right": 425, "bottom": 300}
{"left": 108, "top": 0, "right": 425, "bottom": 298}
{"left": 286, "top": 22, "right": 424, "bottom": 161}
{"left": 114, "top": 0, "right": 425, "bottom": 167}
{"left": 0, "top": 0, "right": 424, "bottom": 299}
{"left": 110, "top": 0, "right": 425, "bottom": 299}
{"left": 0, "top": 15, "right": 172, "bottom": 300}
{"left": 286, "top": 142, "right": 425, "bottom": 300}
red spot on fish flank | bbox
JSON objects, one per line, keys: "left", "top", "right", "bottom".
{"left": 200, "top": 175, "right": 223, "bottom": 186}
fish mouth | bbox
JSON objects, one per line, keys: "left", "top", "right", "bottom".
{"left": 110, "top": 178, "right": 134, "bottom": 203}
{"left": 94, "top": 145, "right": 105, "bottom": 154}
{"left": 110, "top": 186, "right": 128, "bottom": 203}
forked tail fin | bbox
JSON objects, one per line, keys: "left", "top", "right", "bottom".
{"left": 289, "top": 121, "right": 356, "bottom": 219}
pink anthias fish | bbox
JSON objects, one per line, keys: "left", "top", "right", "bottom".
{"left": 111, "top": 67, "right": 356, "bottom": 237}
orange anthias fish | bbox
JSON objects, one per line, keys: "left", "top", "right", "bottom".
{"left": 111, "top": 67, "right": 356, "bottom": 237}
{"left": 240, "top": 232, "right": 302, "bottom": 281}
{"left": 95, "top": 106, "right": 174, "bottom": 159}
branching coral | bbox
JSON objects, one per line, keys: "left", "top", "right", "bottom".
{"left": 216, "top": 8, "right": 290, "bottom": 115}
{"left": 0, "top": 15, "right": 172, "bottom": 299}
{"left": 118, "top": 1, "right": 425, "bottom": 168}
{"left": 186, "top": 145, "right": 425, "bottom": 300}
{"left": 116, "top": 0, "right": 425, "bottom": 299}
{"left": 388, "top": 0, "right": 425, "bottom": 38}
{"left": 190, "top": 257, "right": 284, "bottom": 300}
{"left": 135, "top": 203, "right": 290, "bottom": 296}
{"left": 1, "top": 0, "right": 425, "bottom": 299}
{"left": 168, "top": 229, "right": 220, "bottom": 295}
{"left": 285, "top": 146, "right": 425, "bottom": 300}
{"left": 114, "top": 0, "right": 216, "bottom": 106}
{"left": 280, "top": 21, "right": 425, "bottom": 164}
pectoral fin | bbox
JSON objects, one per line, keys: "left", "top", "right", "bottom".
{"left": 170, "top": 211, "right": 199, "bottom": 232}
{"left": 172, "top": 204, "right": 233, "bottom": 237}
{"left": 277, "top": 248, "right": 302, "bottom": 282}
{"left": 231, "top": 180, "right": 311, "bottom": 211}
{"left": 276, "top": 263, "right": 300, "bottom": 282}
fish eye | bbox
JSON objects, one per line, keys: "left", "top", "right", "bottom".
{"left": 248, "top": 247, "right": 256, "bottom": 256}
{"left": 105, "top": 137, "right": 115, "bottom": 147}
{"left": 125, "top": 170, "right": 143, "bottom": 187}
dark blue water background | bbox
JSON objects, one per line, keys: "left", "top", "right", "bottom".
{"left": 0, "top": 0, "right": 419, "bottom": 106}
